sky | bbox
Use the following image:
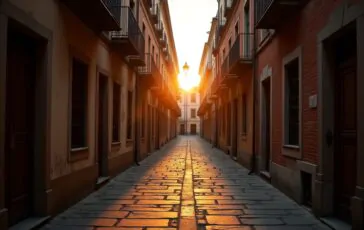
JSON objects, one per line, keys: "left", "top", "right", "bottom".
{"left": 168, "top": 0, "right": 218, "bottom": 89}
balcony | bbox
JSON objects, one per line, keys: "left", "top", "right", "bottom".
{"left": 221, "top": 33, "right": 253, "bottom": 84}
{"left": 160, "top": 33, "right": 167, "bottom": 48}
{"left": 162, "top": 46, "right": 168, "bottom": 56}
{"left": 60, "top": 0, "right": 120, "bottom": 32}
{"left": 255, "top": 0, "right": 309, "bottom": 29}
{"left": 206, "top": 62, "right": 212, "bottom": 75}
{"left": 155, "top": 22, "right": 164, "bottom": 38}
{"left": 137, "top": 53, "right": 161, "bottom": 88}
{"left": 224, "top": 0, "right": 235, "bottom": 17}
{"left": 110, "top": 7, "right": 145, "bottom": 59}
{"left": 149, "top": 3, "right": 159, "bottom": 24}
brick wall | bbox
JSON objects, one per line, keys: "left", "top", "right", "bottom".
{"left": 256, "top": 0, "right": 359, "bottom": 166}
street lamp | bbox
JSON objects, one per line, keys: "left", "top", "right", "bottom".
{"left": 182, "top": 62, "right": 189, "bottom": 135}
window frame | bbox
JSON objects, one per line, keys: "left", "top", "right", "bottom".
{"left": 241, "top": 94, "right": 247, "bottom": 135}
{"left": 282, "top": 46, "right": 302, "bottom": 159}
{"left": 68, "top": 50, "right": 90, "bottom": 162}
{"left": 191, "top": 108, "right": 196, "bottom": 118}
{"left": 191, "top": 93, "right": 196, "bottom": 103}
{"left": 127, "top": 90, "right": 133, "bottom": 140}
{"left": 112, "top": 82, "right": 121, "bottom": 143}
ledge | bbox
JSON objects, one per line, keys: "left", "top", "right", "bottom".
{"left": 282, "top": 145, "right": 301, "bottom": 159}
{"left": 69, "top": 147, "right": 89, "bottom": 162}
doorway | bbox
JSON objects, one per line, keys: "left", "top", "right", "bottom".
{"left": 180, "top": 124, "right": 185, "bottom": 135}
{"left": 232, "top": 99, "right": 238, "bottom": 158}
{"left": 5, "top": 27, "right": 37, "bottom": 226}
{"left": 97, "top": 74, "right": 108, "bottom": 178}
{"left": 262, "top": 78, "right": 271, "bottom": 172}
{"left": 332, "top": 29, "right": 357, "bottom": 223}
{"left": 190, "top": 124, "right": 197, "bottom": 135}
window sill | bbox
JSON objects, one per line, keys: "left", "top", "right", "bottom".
{"left": 112, "top": 141, "right": 121, "bottom": 146}
{"left": 126, "top": 139, "right": 134, "bottom": 147}
{"left": 282, "top": 145, "right": 301, "bottom": 159}
{"left": 240, "top": 133, "right": 247, "bottom": 140}
{"left": 69, "top": 147, "right": 89, "bottom": 162}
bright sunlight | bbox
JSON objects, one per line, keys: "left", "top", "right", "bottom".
{"left": 178, "top": 73, "right": 201, "bottom": 91}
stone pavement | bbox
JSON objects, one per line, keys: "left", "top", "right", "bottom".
{"left": 41, "top": 136, "right": 330, "bottom": 230}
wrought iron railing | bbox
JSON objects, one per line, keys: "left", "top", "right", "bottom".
{"left": 103, "top": 0, "right": 121, "bottom": 24}
{"left": 255, "top": 0, "right": 273, "bottom": 25}
{"left": 150, "top": 3, "right": 160, "bottom": 19}
{"left": 110, "top": 6, "right": 145, "bottom": 55}
{"left": 138, "top": 53, "right": 161, "bottom": 84}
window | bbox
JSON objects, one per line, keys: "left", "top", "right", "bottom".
{"left": 112, "top": 82, "right": 120, "bottom": 142}
{"left": 242, "top": 94, "right": 247, "bottom": 134}
{"left": 284, "top": 58, "right": 299, "bottom": 146}
{"left": 148, "top": 36, "right": 151, "bottom": 53}
{"left": 235, "top": 22, "right": 239, "bottom": 38}
{"left": 127, "top": 91, "right": 133, "bottom": 139}
{"left": 191, "top": 109, "right": 196, "bottom": 118}
{"left": 141, "top": 100, "right": 145, "bottom": 138}
{"left": 191, "top": 93, "right": 196, "bottom": 103}
{"left": 71, "top": 58, "right": 88, "bottom": 149}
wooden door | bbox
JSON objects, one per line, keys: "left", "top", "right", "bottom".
{"left": 97, "top": 74, "right": 108, "bottom": 177}
{"left": 190, "top": 124, "right": 197, "bottom": 135}
{"left": 333, "top": 31, "right": 357, "bottom": 223}
{"left": 263, "top": 79, "right": 271, "bottom": 172}
{"left": 5, "top": 29, "right": 37, "bottom": 226}
{"left": 233, "top": 99, "right": 238, "bottom": 158}
{"left": 180, "top": 124, "right": 185, "bottom": 135}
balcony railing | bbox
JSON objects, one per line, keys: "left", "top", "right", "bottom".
{"left": 224, "top": 0, "right": 235, "bottom": 17}
{"left": 155, "top": 22, "right": 164, "bottom": 37}
{"left": 110, "top": 6, "right": 145, "bottom": 57}
{"left": 149, "top": 3, "right": 159, "bottom": 24}
{"left": 255, "top": 0, "right": 308, "bottom": 29}
{"left": 160, "top": 33, "right": 167, "bottom": 48}
{"left": 138, "top": 53, "right": 161, "bottom": 87}
{"left": 221, "top": 33, "right": 254, "bottom": 79}
{"left": 60, "top": 0, "right": 120, "bottom": 31}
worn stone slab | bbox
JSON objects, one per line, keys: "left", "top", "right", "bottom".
{"left": 117, "top": 219, "right": 169, "bottom": 227}
{"left": 206, "top": 216, "right": 240, "bottom": 225}
{"left": 128, "top": 212, "right": 178, "bottom": 218}
{"left": 51, "top": 218, "right": 117, "bottom": 227}
{"left": 239, "top": 218, "right": 284, "bottom": 225}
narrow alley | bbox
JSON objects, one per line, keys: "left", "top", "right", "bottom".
{"left": 41, "top": 136, "right": 329, "bottom": 230}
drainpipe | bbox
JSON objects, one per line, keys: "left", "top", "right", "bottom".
{"left": 249, "top": 23, "right": 257, "bottom": 175}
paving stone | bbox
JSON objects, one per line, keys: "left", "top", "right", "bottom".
{"left": 181, "top": 206, "right": 195, "bottom": 216}
{"left": 137, "top": 200, "right": 180, "bottom": 205}
{"left": 195, "top": 196, "right": 232, "bottom": 200}
{"left": 282, "top": 216, "right": 321, "bottom": 225}
{"left": 205, "top": 226, "right": 252, "bottom": 230}
{"left": 117, "top": 219, "right": 169, "bottom": 227}
{"left": 206, "top": 216, "right": 240, "bottom": 225}
{"left": 206, "top": 210, "right": 244, "bottom": 215}
{"left": 179, "top": 217, "right": 197, "bottom": 230}
{"left": 51, "top": 218, "right": 117, "bottom": 226}
{"left": 96, "top": 228, "right": 142, "bottom": 230}
{"left": 128, "top": 212, "right": 178, "bottom": 218}
{"left": 239, "top": 218, "right": 284, "bottom": 225}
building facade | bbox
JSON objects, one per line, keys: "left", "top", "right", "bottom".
{"left": 199, "top": 0, "right": 364, "bottom": 229}
{"left": 198, "top": 18, "right": 218, "bottom": 144}
{"left": 177, "top": 88, "right": 201, "bottom": 135}
{"left": 0, "top": 0, "right": 180, "bottom": 228}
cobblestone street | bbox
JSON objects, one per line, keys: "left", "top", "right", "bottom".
{"left": 42, "top": 136, "right": 330, "bottom": 230}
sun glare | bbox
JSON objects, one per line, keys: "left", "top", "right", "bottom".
{"left": 178, "top": 73, "right": 201, "bottom": 91}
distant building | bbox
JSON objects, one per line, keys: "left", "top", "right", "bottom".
{"left": 177, "top": 88, "right": 200, "bottom": 135}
